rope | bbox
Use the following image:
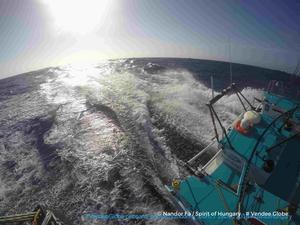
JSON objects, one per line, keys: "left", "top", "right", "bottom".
{"left": 32, "top": 208, "right": 41, "bottom": 225}
{"left": 215, "top": 182, "right": 238, "bottom": 225}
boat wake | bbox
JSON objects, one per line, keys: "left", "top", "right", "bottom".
{"left": 0, "top": 59, "right": 262, "bottom": 224}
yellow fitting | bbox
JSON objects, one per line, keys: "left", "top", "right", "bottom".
{"left": 172, "top": 179, "right": 181, "bottom": 189}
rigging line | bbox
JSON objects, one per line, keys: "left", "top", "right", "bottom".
{"left": 266, "top": 131, "right": 300, "bottom": 153}
{"left": 208, "top": 105, "right": 219, "bottom": 142}
{"left": 234, "top": 87, "right": 255, "bottom": 110}
{"left": 235, "top": 92, "right": 247, "bottom": 112}
{"left": 215, "top": 182, "right": 231, "bottom": 212}
{"left": 210, "top": 106, "right": 235, "bottom": 151}
{"left": 185, "top": 179, "right": 201, "bottom": 212}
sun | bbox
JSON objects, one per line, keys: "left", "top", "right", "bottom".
{"left": 42, "top": 0, "right": 112, "bottom": 35}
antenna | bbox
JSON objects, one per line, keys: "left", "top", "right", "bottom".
{"left": 293, "top": 59, "right": 300, "bottom": 76}
{"left": 229, "top": 38, "right": 233, "bottom": 84}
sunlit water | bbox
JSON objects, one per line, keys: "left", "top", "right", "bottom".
{"left": 0, "top": 58, "right": 263, "bottom": 224}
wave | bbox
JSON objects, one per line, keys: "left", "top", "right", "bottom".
{"left": 0, "top": 61, "right": 263, "bottom": 224}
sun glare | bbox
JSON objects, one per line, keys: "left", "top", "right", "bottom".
{"left": 43, "top": 0, "right": 112, "bottom": 35}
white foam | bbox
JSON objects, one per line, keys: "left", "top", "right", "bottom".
{"left": 1, "top": 62, "right": 263, "bottom": 224}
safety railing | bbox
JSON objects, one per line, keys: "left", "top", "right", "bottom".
{"left": 0, "top": 206, "right": 63, "bottom": 225}
{"left": 187, "top": 140, "right": 216, "bottom": 165}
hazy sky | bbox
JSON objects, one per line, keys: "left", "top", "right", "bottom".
{"left": 0, "top": 0, "right": 299, "bottom": 78}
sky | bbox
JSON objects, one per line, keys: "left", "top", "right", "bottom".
{"left": 0, "top": 0, "right": 299, "bottom": 78}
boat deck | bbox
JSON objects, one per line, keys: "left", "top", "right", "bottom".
{"left": 263, "top": 138, "right": 300, "bottom": 204}
{"left": 169, "top": 92, "right": 300, "bottom": 225}
{"left": 221, "top": 112, "right": 300, "bottom": 204}
{"left": 177, "top": 173, "right": 300, "bottom": 225}
{"left": 175, "top": 113, "right": 300, "bottom": 224}
{"left": 222, "top": 114, "right": 284, "bottom": 167}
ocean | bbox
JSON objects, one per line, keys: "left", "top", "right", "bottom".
{"left": 0, "top": 58, "right": 290, "bottom": 224}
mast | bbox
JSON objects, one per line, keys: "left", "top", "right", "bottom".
{"left": 211, "top": 75, "right": 214, "bottom": 98}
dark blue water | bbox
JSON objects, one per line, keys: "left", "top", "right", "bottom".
{"left": 0, "top": 58, "right": 292, "bottom": 224}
